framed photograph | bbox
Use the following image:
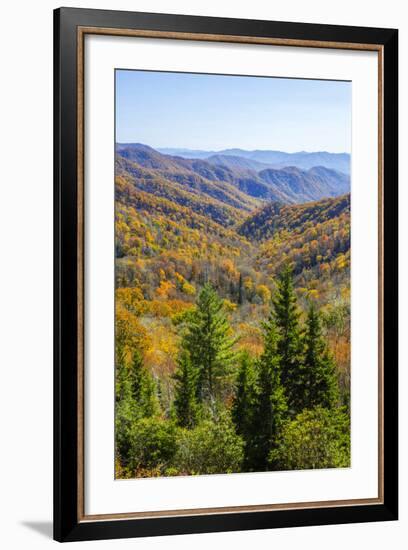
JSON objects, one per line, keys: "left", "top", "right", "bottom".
{"left": 54, "top": 7, "right": 398, "bottom": 542}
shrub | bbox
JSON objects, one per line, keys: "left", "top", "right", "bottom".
{"left": 269, "top": 406, "right": 350, "bottom": 470}
{"left": 127, "top": 417, "right": 178, "bottom": 476}
{"left": 175, "top": 412, "right": 244, "bottom": 475}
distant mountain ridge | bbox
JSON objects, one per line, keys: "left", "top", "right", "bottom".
{"left": 116, "top": 144, "right": 350, "bottom": 209}
{"left": 206, "top": 154, "right": 271, "bottom": 172}
{"left": 156, "top": 146, "right": 351, "bottom": 175}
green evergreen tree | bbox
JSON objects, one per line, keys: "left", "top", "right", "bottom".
{"left": 181, "top": 283, "right": 235, "bottom": 405}
{"left": 115, "top": 339, "right": 129, "bottom": 402}
{"left": 115, "top": 350, "right": 159, "bottom": 470}
{"left": 140, "top": 369, "right": 160, "bottom": 418}
{"left": 232, "top": 351, "right": 256, "bottom": 455}
{"left": 129, "top": 350, "right": 144, "bottom": 403}
{"left": 238, "top": 273, "right": 243, "bottom": 305}
{"left": 173, "top": 351, "right": 199, "bottom": 428}
{"left": 115, "top": 350, "right": 134, "bottom": 467}
{"left": 128, "top": 350, "right": 159, "bottom": 418}
{"left": 115, "top": 349, "right": 130, "bottom": 401}
{"left": 273, "top": 265, "right": 304, "bottom": 415}
{"left": 248, "top": 315, "right": 287, "bottom": 471}
{"left": 303, "top": 303, "right": 339, "bottom": 409}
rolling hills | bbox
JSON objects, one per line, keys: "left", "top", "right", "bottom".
{"left": 115, "top": 143, "right": 351, "bottom": 302}
{"left": 116, "top": 143, "right": 350, "bottom": 208}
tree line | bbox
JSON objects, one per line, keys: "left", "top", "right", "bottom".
{"left": 115, "top": 266, "right": 350, "bottom": 478}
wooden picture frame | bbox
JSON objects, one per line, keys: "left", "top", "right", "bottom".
{"left": 54, "top": 7, "right": 398, "bottom": 542}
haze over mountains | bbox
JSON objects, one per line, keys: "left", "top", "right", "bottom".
{"left": 157, "top": 146, "right": 351, "bottom": 175}
{"left": 116, "top": 143, "right": 350, "bottom": 213}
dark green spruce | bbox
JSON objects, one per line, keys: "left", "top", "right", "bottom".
{"left": 272, "top": 265, "right": 305, "bottom": 415}
{"left": 302, "top": 303, "right": 339, "bottom": 409}
{"left": 181, "top": 283, "right": 235, "bottom": 406}
{"left": 232, "top": 351, "right": 257, "bottom": 465}
{"left": 247, "top": 314, "right": 287, "bottom": 471}
{"left": 173, "top": 350, "right": 199, "bottom": 428}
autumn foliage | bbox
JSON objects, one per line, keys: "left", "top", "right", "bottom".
{"left": 114, "top": 145, "right": 351, "bottom": 477}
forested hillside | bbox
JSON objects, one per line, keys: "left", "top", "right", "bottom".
{"left": 117, "top": 144, "right": 349, "bottom": 204}
{"left": 115, "top": 144, "right": 351, "bottom": 478}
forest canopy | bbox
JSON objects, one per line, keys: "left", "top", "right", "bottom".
{"left": 114, "top": 144, "right": 351, "bottom": 478}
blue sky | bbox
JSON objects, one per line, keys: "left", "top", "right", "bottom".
{"left": 115, "top": 70, "right": 351, "bottom": 153}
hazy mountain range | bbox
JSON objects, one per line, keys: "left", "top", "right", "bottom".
{"left": 157, "top": 147, "right": 351, "bottom": 175}
{"left": 116, "top": 143, "right": 350, "bottom": 214}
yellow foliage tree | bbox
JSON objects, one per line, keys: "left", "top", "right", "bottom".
{"left": 115, "top": 303, "right": 150, "bottom": 364}
{"left": 256, "top": 284, "right": 271, "bottom": 305}
{"left": 156, "top": 280, "right": 176, "bottom": 299}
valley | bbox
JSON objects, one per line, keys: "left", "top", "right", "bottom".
{"left": 115, "top": 144, "right": 351, "bottom": 469}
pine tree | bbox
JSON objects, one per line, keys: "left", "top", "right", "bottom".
{"left": 248, "top": 315, "right": 287, "bottom": 471}
{"left": 115, "top": 344, "right": 129, "bottom": 403}
{"left": 173, "top": 351, "right": 199, "bottom": 428}
{"left": 303, "top": 303, "right": 339, "bottom": 409}
{"left": 141, "top": 371, "right": 160, "bottom": 418}
{"left": 232, "top": 351, "right": 256, "bottom": 448}
{"left": 238, "top": 273, "right": 243, "bottom": 305}
{"left": 116, "top": 350, "right": 160, "bottom": 469}
{"left": 129, "top": 350, "right": 159, "bottom": 418}
{"left": 272, "top": 265, "right": 304, "bottom": 415}
{"left": 182, "top": 283, "right": 235, "bottom": 405}
{"left": 129, "top": 350, "right": 143, "bottom": 403}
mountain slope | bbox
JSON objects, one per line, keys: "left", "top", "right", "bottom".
{"left": 238, "top": 194, "right": 350, "bottom": 242}
{"left": 258, "top": 166, "right": 349, "bottom": 204}
{"left": 117, "top": 144, "right": 350, "bottom": 206}
{"left": 237, "top": 195, "right": 351, "bottom": 282}
{"left": 116, "top": 148, "right": 350, "bottom": 344}
{"left": 117, "top": 144, "right": 291, "bottom": 204}
{"left": 116, "top": 158, "right": 254, "bottom": 228}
